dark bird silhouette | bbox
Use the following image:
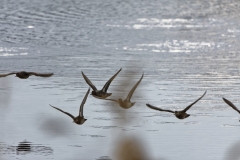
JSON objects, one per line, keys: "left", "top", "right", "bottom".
{"left": 104, "top": 74, "right": 144, "bottom": 109}
{"left": 146, "top": 91, "right": 207, "bottom": 119}
{"left": 81, "top": 68, "right": 121, "bottom": 99}
{"left": 222, "top": 97, "right": 240, "bottom": 119}
{"left": 50, "top": 88, "right": 90, "bottom": 125}
{"left": 0, "top": 71, "right": 53, "bottom": 79}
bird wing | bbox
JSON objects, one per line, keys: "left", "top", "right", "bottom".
{"left": 104, "top": 98, "right": 119, "bottom": 103}
{"left": 81, "top": 71, "right": 97, "bottom": 91}
{"left": 79, "top": 88, "right": 90, "bottom": 117}
{"left": 50, "top": 104, "right": 75, "bottom": 120}
{"left": 126, "top": 73, "right": 144, "bottom": 101}
{"left": 222, "top": 97, "right": 240, "bottom": 114}
{"left": 101, "top": 68, "right": 122, "bottom": 93}
{"left": 28, "top": 72, "right": 53, "bottom": 77}
{"left": 182, "top": 91, "right": 207, "bottom": 112}
{"left": 0, "top": 72, "right": 17, "bottom": 77}
{"left": 146, "top": 104, "right": 174, "bottom": 113}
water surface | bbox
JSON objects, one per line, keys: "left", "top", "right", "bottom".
{"left": 1, "top": 0, "right": 240, "bottom": 160}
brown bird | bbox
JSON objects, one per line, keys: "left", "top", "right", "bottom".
{"left": 146, "top": 91, "right": 207, "bottom": 119}
{"left": 104, "top": 74, "right": 144, "bottom": 109}
{"left": 81, "top": 68, "right": 122, "bottom": 99}
{"left": 0, "top": 71, "right": 53, "bottom": 79}
{"left": 222, "top": 97, "right": 240, "bottom": 115}
{"left": 50, "top": 88, "right": 90, "bottom": 125}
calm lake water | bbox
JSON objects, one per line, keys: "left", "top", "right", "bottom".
{"left": 1, "top": 0, "right": 240, "bottom": 160}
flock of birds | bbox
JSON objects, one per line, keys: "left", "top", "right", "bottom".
{"left": 0, "top": 69, "right": 240, "bottom": 125}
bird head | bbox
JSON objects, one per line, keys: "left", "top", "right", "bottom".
{"left": 91, "top": 91, "right": 97, "bottom": 96}
{"left": 118, "top": 98, "right": 123, "bottom": 102}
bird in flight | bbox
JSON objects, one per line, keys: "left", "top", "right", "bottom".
{"left": 222, "top": 97, "right": 240, "bottom": 121}
{"left": 0, "top": 71, "right": 53, "bottom": 79}
{"left": 81, "top": 68, "right": 121, "bottom": 99}
{"left": 146, "top": 91, "right": 207, "bottom": 119}
{"left": 50, "top": 88, "right": 90, "bottom": 125}
{"left": 104, "top": 74, "right": 144, "bottom": 109}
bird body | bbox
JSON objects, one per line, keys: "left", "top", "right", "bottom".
{"left": 50, "top": 105, "right": 87, "bottom": 125}
{"left": 16, "top": 71, "right": 31, "bottom": 79}
{"left": 105, "top": 74, "right": 143, "bottom": 109}
{"left": 91, "top": 91, "right": 112, "bottom": 99}
{"left": 73, "top": 116, "right": 87, "bottom": 125}
{"left": 174, "top": 111, "right": 190, "bottom": 119}
{"left": 50, "top": 88, "right": 90, "bottom": 125}
{"left": 0, "top": 71, "right": 53, "bottom": 79}
{"left": 115, "top": 98, "right": 136, "bottom": 109}
{"left": 82, "top": 68, "right": 122, "bottom": 99}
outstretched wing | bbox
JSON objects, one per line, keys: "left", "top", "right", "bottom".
{"left": 104, "top": 98, "right": 119, "bottom": 103}
{"left": 222, "top": 97, "right": 240, "bottom": 114}
{"left": 79, "top": 88, "right": 90, "bottom": 117}
{"left": 126, "top": 74, "right": 144, "bottom": 101}
{"left": 81, "top": 71, "right": 97, "bottom": 91}
{"left": 146, "top": 104, "right": 174, "bottom": 113}
{"left": 50, "top": 104, "right": 75, "bottom": 120}
{"left": 101, "top": 68, "right": 122, "bottom": 93}
{"left": 182, "top": 91, "right": 207, "bottom": 112}
{"left": 29, "top": 72, "right": 54, "bottom": 77}
{"left": 0, "top": 72, "right": 17, "bottom": 77}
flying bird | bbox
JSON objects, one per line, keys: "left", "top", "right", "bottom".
{"left": 222, "top": 97, "right": 240, "bottom": 115}
{"left": 104, "top": 74, "right": 144, "bottom": 109}
{"left": 146, "top": 91, "right": 207, "bottom": 119}
{"left": 81, "top": 68, "right": 122, "bottom": 99}
{"left": 50, "top": 88, "right": 90, "bottom": 125}
{"left": 0, "top": 71, "right": 53, "bottom": 79}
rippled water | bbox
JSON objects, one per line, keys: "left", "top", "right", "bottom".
{"left": 1, "top": 0, "right": 240, "bottom": 160}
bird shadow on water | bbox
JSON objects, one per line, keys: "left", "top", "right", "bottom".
{"left": 39, "top": 116, "right": 74, "bottom": 138}
{"left": 224, "top": 140, "right": 240, "bottom": 160}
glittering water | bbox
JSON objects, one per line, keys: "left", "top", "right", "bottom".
{"left": 1, "top": 0, "right": 240, "bottom": 160}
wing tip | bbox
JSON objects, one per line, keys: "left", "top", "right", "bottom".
{"left": 222, "top": 97, "right": 228, "bottom": 103}
{"left": 86, "top": 87, "right": 91, "bottom": 95}
{"left": 146, "top": 103, "right": 152, "bottom": 108}
{"left": 140, "top": 73, "right": 144, "bottom": 80}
